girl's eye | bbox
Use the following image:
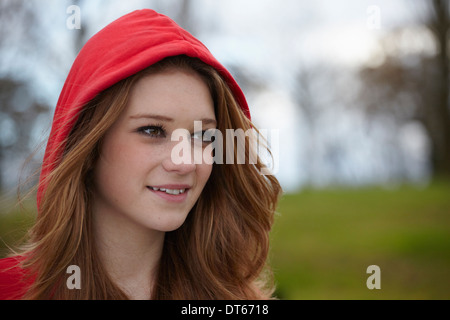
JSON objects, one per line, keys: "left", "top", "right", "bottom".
{"left": 192, "top": 131, "right": 204, "bottom": 141}
{"left": 138, "top": 125, "right": 166, "bottom": 138}
{"left": 202, "top": 129, "right": 217, "bottom": 142}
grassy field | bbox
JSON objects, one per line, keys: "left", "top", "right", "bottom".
{"left": 0, "top": 196, "right": 36, "bottom": 258}
{"left": 1, "top": 182, "right": 449, "bottom": 299}
{"left": 270, "top": 181, "right": 450, "bottom": 299}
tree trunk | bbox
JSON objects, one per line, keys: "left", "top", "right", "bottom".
{"left": 430, "top": 0, "right": 450, "bottom": 178}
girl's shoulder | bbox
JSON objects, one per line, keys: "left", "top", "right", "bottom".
{"left": 0, "top": 256, "right": 33, "bottom": 300}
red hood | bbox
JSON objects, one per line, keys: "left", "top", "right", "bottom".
{"left": 37, "top": 9, "right": 249, "bottom": 209}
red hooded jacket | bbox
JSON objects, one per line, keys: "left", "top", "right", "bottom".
{"left": 0, "top": 9, "right": 249, "bottom": 300}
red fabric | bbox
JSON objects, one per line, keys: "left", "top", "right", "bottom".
{"left": 0, "top": 257, "right": 33, "bottom": 300}
{"left": 37, "top": 9, "right": 249, "bottom": 209}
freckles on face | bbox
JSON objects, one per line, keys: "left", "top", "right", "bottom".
{"left": 92, "top": 68, "right": 216, "bottom": 232}
{"left": 95, "top": 129, "right": 147, "bottom": 201}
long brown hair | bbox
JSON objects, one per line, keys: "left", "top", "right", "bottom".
{"left": 18, "top": 55, "right": 282, "bottom": 299}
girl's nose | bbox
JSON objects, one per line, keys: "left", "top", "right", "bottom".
{"left": 162, "top": 133, "right": 197, "bottom": 174}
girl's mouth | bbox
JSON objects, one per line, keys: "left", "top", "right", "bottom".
{"left": 148, "top": 186, "right": 186, "bottom": 195}
{"left": 146, "top": 185, "right": 191, "bottom": 202}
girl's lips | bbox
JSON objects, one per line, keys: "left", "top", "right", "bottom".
{"left": 147, "top": 185, "right": 190, "bottom": 203}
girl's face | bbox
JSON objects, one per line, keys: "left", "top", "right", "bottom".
{"left": 92, "top": 69, "right": 215, "bottom": 232}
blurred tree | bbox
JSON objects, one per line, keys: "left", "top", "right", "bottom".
{"left": 426, "top": 0, "right": 450, "bottom": 178}
{"left": 293, "top": 61, "right": 359, "bottom": 186}
{"left": 293, "top": 63, "right": 329, "bottom": 185}
{"left": 0, "top": 0, "right": 93, "bottom": 192}
{"left": 0, "top": 0, "right": 51, "bottom": 192}
{"left": 357, "top": 0, "right": 450, "bottom": 179}
{"left": 0, "top": 79, "right": 48, "bottom": 190}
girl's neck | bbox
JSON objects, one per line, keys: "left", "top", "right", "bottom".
{"left": 92, "top": 206, "right": 165, "bottom": 299}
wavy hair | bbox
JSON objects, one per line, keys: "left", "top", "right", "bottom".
{"left": 17, "top": 55, "right": 282, "bottom": 299}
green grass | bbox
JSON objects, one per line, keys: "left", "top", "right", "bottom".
{"left": 0, "top": 197, "right": 36, "bottom": 258}
{"left": 1, "top": 182, "right": 449, "bottom": 299}
{"left": 270, "top": 182, "right": 450, "bottom": 299}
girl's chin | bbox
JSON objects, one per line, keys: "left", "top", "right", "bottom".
{"left": 140, "top": 213, "right": 189, "bottom": 233}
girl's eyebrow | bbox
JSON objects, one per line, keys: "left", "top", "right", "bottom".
{"left": 200, "top": 118, "right": 217, "bottom": 126}
{"left": 129, "top": 113, "right": 174, "bottom": 122}
{"left": 129, "top": 113, "right": 217, "bottom": 126}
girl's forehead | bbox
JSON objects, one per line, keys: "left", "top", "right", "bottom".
{"left": 125, "top": 70, "right": 215, "bottom": 119}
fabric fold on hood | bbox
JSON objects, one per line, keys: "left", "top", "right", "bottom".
{"left": 37, "top": 9, "right": 250, "bottom": 209}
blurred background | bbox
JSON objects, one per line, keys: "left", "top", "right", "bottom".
{"left": 0, "top": 0, "right": 449, "bottom": 299}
